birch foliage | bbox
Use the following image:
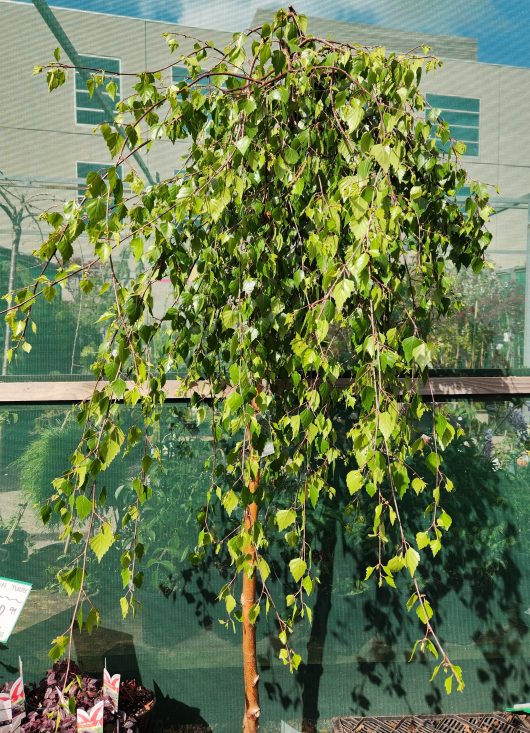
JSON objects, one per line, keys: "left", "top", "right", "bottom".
{"left": 14, "top": 8, "right": 493, "bottom": 694}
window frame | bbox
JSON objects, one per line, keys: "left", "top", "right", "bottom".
{"left": 426, "top": 92, "right": 481, "bottom": 158}
{"left": 74, "top": 53, "right": 121, "bottom": 127}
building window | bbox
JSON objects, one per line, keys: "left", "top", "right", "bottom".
{"left": 426, "top": 93, "right": 480, "bottom": 157}
{"left": 172, "top": 66, "right": 210, "bottom": 94}
{"left": 76, "top": 162, "right": 121, "bottom": 199}
{"left": 75, "top": 54, "right": 120, "bottom": 126}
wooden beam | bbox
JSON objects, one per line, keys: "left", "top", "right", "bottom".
{"left": 0, "top": 376, "right": 529, "bottom": 404}
{"left": 418, "top": 376, "right": 530, "bottom": 397}
{"left": 0, "top": 380, "right": 202, "bottom": 404}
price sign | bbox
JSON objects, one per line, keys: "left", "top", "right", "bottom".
{"left": 0, "top": 577, "right": 32, "bottom": 644}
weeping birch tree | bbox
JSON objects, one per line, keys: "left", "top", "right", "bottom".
{"left": 8, "top": 9, "right": 492, "bottom": 732}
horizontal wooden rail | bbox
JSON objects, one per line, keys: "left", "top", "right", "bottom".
{"left": 417, "top": 376, "right": 530, "bottom": 397}
{"left": 0, "top": 380, "right": 199, "bottom": 403}
{"left": 0, "top": 376, "right": 530, "bottom": 404}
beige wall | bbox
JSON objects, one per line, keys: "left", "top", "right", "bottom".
{"left": 0, "top": 1, "right": 233, "bottom": 184}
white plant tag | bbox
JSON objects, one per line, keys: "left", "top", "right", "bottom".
{"left": 0, "top": 693, "right": 11, "bottom": 728}
{"left": 77, "top": 700, "right": 104, "bottom": 733}
{"left": 103, "top": 665, "right": 120, "bottom": 712}
{"left": 10, "top": 659, "right": 25, "bottom": 715}
{"left": 0, "top": 578, "right": 32, "bottom": 644}
{"left": 281, "top": 722, "right": 301, "bottom": 733}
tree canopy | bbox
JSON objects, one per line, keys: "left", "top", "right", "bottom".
{"left": 10, "top": 9, "right": 492, "bottom": 731}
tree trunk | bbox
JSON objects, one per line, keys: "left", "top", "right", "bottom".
{"left": 301, "top": 511, "right": 337, "bottom": 733}
{"left": 242, "top": 471, "right": 260, "bottom": 733}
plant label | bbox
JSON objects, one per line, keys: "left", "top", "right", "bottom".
{"left": 9, "top": 712, "right": 23, "bottom": 733}
{"left": 103, "top": 666, "right": 120, "bottom": 712}
{"left": 77, "top": 700, "right": 104, "bottom": 733}
{"left": 10, "top": 665, "right": 25, "bottom": 732}
{"left": 10, "top": 668, "right": 25, "bottom": 714}
{"left": 281, "top": 723, "right": 300, "bottom": 733}
{"left": 0, "top": 693, "right": 11, "bottom": 728}
{"left": 0, "top": 577, "right": 32, "bottom": 644}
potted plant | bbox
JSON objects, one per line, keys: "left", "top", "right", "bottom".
{"left": 2, "top": 660, "right": 155, "bottom": 733}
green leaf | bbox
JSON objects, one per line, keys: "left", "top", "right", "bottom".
{"left": 416, "top": 599, "right": 433, "bottom": 624}
{"left": 404, "top": 546, "right": 420, "bottom": 577}
{"left": 350, "top": 252, "right": 369, "bottom": 280}
{"left": 106, "top": 80, "right": 118, "bottom": 99}
{"left": 49, "top": 635, "right": 68, "bottom": 662}
{"left": 289, "top": 557, "right": 307, "bottom": 583}
{"left": 378, "top": 411, "right": 395, "bottom": 441}
{"left": 386, "top": 554, "right": 405, "bottom": 573}
{"left": 406, "top": 592, "right": 418, "bottom": 611}
{"left": 412, "top": 341, "right": 433, "bottom": 370}
{"left": 235, "top": 136, "right": 251, "bottom": 156}
{"left": 43, "top": 285, "right": 56, "bottom": 302}
{"left": 89, "top": 522, "right": 115, "bottom": 562}
{"left": 346, "top": 469, "right": 363, "bottom": 495}
{"left": 131, "top": 237, "right": 143, "bottom": 260}
{"left": 222, "top": 489, "right": 239, "bottom": 516}
{"left": 341, "top": 99, "right": 363, "bottom": 131}
{"left": 371, "top": 144, "right": 391, "bottom": 172}
{"left": 425, "top": 452, "right": 441, "bottom": 474}
{"left": 416, "top": 531, "right": 430, "bottom": 549}
{"left": 112, "top": 378, "right": 127, "bottom": 398}
{"left": 430, "top": 538, "right": 442, "bottom": 557}
{"left": 100, "top": 432, "right": 123, "bottom": 468}
{"left": 229, "top": 363, "right": 240, "bottom": 386}
{"left": 276, "top": 508, "right": 296, "bottom": 531}
{"left": 284, "top": 146, "right": 299, "bottom": 165}
{"left": 437, "top": 510, "right": 452, "bottom": 530}
{"left": 332, "top": 279, "right": 355, "bottom": 312}
{"left": 86, "top": 607, "right": 100, "bottom": 634}
{"left": 76, "top": 606, "right": 83, "bottom": 631}
{"left": 430, "top": 663, "right": 441, "bottom": 682}
{"left": 412, "top": 477, "right": 426, "bottom": 495}
{"left": 57, "top": 567, "right": 83, "bottom": 597}
{"left": 435, "top": 412, "right": 455, "bottom": 449}
{"left": 121, "top": 567, "right": 131, "bottom": 589}
{"left": 258, "top": 557, "right": 270, "bottom": 583}
{"left": 75, "top": 495, "right": 93, "bottom": 521}
{"left": 226, "top": 391, "right": 243, "bottom": 413}
{"left": 402, "top": 336, "right": 422, "bottom": 364}
{"left": 302, "top": 575, "right": 313, "bottom": 594}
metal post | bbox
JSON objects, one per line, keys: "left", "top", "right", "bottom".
{"left": 32, "top": 0, "right": 154, "bottom": 186}
{"left": 524, "top": 205, "right": 530, "bottom": 366}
